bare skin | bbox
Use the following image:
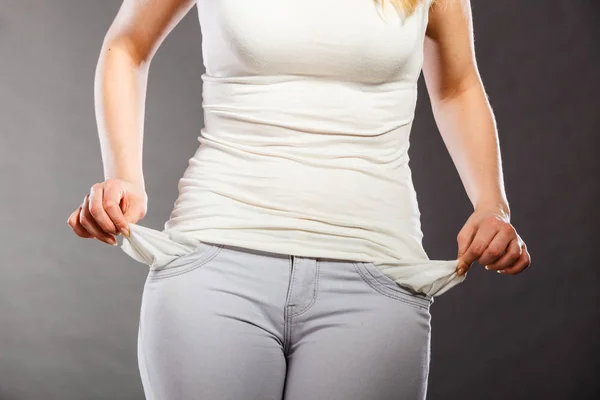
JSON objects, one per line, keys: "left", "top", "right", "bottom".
{"left": 67, "top": 0, "right": 195, "bottom": 244}
{"left": 67, "top": 0, "right": 531, "bottom": 276}
{"left": 424, "top": 0, "right": 531, "bottom": 275}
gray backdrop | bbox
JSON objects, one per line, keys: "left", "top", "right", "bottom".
{"left": 1, "top": 0, "right": 598, "bottom": 399}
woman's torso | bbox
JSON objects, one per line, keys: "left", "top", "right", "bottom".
{"left": 166, "top": 0, "right": 431, "bottom": 258}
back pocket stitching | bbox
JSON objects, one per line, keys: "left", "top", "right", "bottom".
{"left": 148, "top": 245, "right": 223, "bottom": 281}
{"left": 353, "top": 262, "right": 431, "bottom": 310}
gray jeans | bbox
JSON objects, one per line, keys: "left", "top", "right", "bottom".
{"left": 137, "top": 241, "right": 435, "bottom": 400}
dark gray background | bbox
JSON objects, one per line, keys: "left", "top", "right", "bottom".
{"left": 1, "top": 0, "right": 598, "bottom": 399}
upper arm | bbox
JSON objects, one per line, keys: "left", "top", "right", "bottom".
{"left": 104, "top": 0, "right": 197, "bottom": 66}
{"left": 422, "top": 0, "right": 481, "bottom": 103}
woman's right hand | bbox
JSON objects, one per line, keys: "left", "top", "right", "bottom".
{"left": 67, "top": 178, "right": 148, "bottom": 246}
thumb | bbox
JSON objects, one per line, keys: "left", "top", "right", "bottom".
{"left": 118, "top": 196, "right": 135, "bottom": 237}
{"left": 456, "top": 223, "right": 476, "bottom": 273}
{"left": 120, "top": 195, "right": 146, "bottom": 234}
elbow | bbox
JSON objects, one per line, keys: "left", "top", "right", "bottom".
{"left": 104, "top": 34, "right": 151, "bottom": 69}
{"left": 430, "top": 73, "right": 484, "bottom": 107}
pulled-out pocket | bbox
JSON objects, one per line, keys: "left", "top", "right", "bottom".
{"left": 120, "top": 223, "right": 222, "bottom": 280}
{"left": 147, "top": 241, "right": 222, "bottom": 281}
{"left": 353, "top": 261, "right": 434, "bottom": 310}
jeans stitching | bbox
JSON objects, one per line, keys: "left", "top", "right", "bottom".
{"left": 291, "top": 259, "right": 320, "bottom": 317}
{"left": 353, "top": 262, "right": 430, "bottom": 310}
{"left": 361, "top": 261, "right": 433, "bottom": 306}
{"left": 147, "top": 245, "right": 222, "bottom": 281}
{"left": 283, "top": 255, "right": 295, "bottom": 356}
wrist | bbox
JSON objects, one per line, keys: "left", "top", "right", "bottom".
{"left": 105, "top": 173, "right": 145, "bottom": 190}
{"left": 474, "top": 198, "right": 510, "bottom": 218}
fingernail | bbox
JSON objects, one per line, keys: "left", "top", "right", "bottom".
{"left": 497, "top": 270, "right": 502, "bottom": 274}
{"left": 457, "top": 268, "right": 464, "bottom": 275}
{"left": 120, "top": 227, "right": 130, "bottom": 238}
{"left": 485, "top": 265, "right": 489, "bottom": 270}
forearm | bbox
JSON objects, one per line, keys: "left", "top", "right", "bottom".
{"left": 94, "top": 36, "right": 148, "bottom": 189}
{"left": 430, "top": 83, "right": 510, "bottom": 217}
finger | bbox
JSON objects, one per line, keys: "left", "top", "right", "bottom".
{"left": 485, "top": 237, "right": 522, "bottom": 272}
{"left": 67, "top": 206, "right": 94, "bottom": 238}
{"left": 122, "top": 197, "right": 146, "bottom": 235}
{"left": 80, "top": 195, "right": 117, "bottom": 245}
{"left": 456, "top": 223, "right": 476, "bottom": 274}
{"left": 457, "top": 224, "right": 498, "bottom": 276}
{"left": 479, "top": 225, "right": 517, "bottom": 266}
{"left": 498, "top": 244, "right": 531, "bottom": 275}
{"left": 457, "top": 224, "right": 476, "bottom": 259}
{"left": 89, "top": 183, "right": 119, "bottom": 235}
{"left": 102, "top": 180, "right": 130, "bottom": 237}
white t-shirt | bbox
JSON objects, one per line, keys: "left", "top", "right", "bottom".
{"left": 121, "top": 0, "right": 466, "bottom": 297}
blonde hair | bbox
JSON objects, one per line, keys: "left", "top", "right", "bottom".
{"left": 375, "top": 0, "right": 430, "bottom": 17}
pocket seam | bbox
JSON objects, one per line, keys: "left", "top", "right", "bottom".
{"left": 353, "top": 262, "right": 431, "bottom": 310}
{"left": 147, "top": 244, "right": 223, "bottom": 281}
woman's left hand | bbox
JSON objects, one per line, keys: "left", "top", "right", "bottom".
{"left": 456, "top": 206, "right": 531, "bottom": 276}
